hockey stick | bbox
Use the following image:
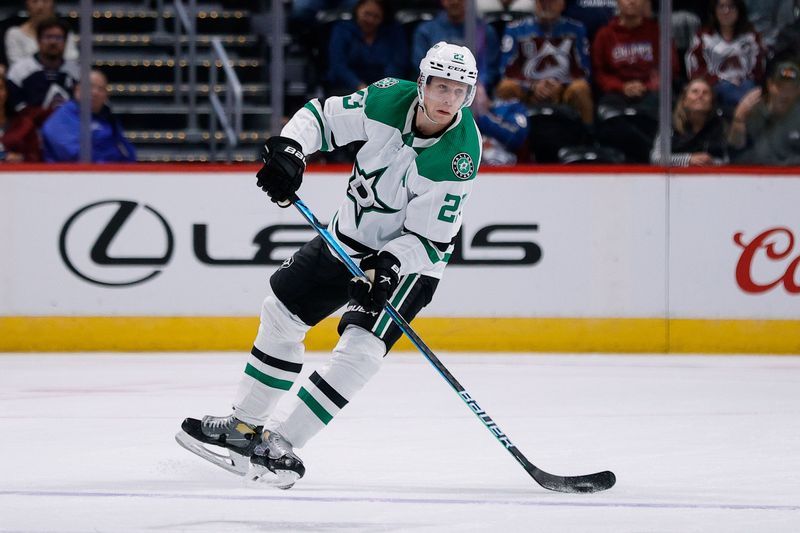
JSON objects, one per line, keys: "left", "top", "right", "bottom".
{"left": 288, "top": 194, "right": 616, "bottom": 493}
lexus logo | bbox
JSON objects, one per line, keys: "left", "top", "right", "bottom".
{"left": 59, "top": 200, "right": 174, "bottom": 287}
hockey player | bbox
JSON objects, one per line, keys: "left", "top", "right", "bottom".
{"left": 176, "top": 41, "right": 482, "bottom": 489}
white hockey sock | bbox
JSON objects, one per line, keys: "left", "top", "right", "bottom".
{"left": 265, "top": 325, "right": 385, "bottom": 448}
{"left": 233, "top": 294, "right": 309, "bottom": 426}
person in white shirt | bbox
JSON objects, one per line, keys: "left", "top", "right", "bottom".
{"left": 4, "top": 0, "right": 79, "bottom": 67}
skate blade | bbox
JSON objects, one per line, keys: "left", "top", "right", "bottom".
{"left": 175, "top": 430, "right": 250, "bottom": 476}
{"left": 245, "top": 464, "right": 300, "bottom": 490}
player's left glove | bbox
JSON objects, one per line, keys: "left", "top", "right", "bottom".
{"left": 348, "top": 252, "right": 401, "bottom": 312}
{"left": 256, "top": 136, "right": 306, "bottom": 207}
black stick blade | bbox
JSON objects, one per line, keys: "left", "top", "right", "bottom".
{"left": 532, "top": 468, "right": 616, "bottom": 493}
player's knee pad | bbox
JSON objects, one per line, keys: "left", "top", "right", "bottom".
{"left": 316, "top": 325, "right": 385, "bottom": 399}
{"left": 254, "top": 294, "right": 310, "bottom": 364}
{"left": 335, "top": 325, "right": 385, "bottom": 371}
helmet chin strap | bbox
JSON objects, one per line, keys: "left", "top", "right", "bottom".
{"left": 418, "top": 102, "right": 441, "bottom": 125}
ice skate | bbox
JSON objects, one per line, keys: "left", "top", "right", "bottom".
{"left": 175, "top": 414, "right": 262, "bottom": 476}
{"left": 246, "top": 429, "right": 305, "bottom": 489}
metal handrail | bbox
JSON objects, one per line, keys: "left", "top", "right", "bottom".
{"left": 173, "top": 0, "right": 198, "bottom": 133}
{"left": 269, "top": 0, "right": 285, "bottom": 137}
{"left": 208, "top": 37, "right": 243, "bottom": 162}
{"left": 153, "top": 0, "right": 166, "bottom": 36}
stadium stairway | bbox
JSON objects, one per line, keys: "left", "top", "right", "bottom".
{"left": 46, "top": 1, "right": 310, "bottom": 162}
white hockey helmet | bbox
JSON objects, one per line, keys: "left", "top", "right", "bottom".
{"left": 417, "top": 41, "right": 479, "bottom": 109}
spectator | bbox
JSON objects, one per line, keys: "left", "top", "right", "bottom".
{"left": 4, "top": 0, "right": 79, "bottom": 67}
{"left": 5, "top": 17, "right": 77, "bottom": 113}
{"left": 413, "top": 0, "right": 501, "bottom": 91}
{"left": 728, "top": 61, "right": 800, "bottom": 165}
{"left": 743, "top": 0, "right": 795, "bottom": 52}
{"left": 650, "top": 78, "right": 729, "bottom": 166}
{"left": 471, "top": 82, "right": 530, "bottom": 164}
{"left": 3, "top": 17, "right": 77, "bottom": 161}
{"left": 0, "top": 65, "right": 24, "bottom": 161}
{"left": 41, "top": 69, "right": 136, "bottom": 163}
{"left": 563, "top": 0, "right": 616, "bottom": 42}
{"left": 326, "top": 0, "right": 408, "bottom": 95}
{"left": 593, "top": 0, "right": 676, "bottom": 112}
{"left": 592, "top": 0, "right": 678, "bottom": 162}
{"left": 477, "top": 0, "right": 535, "bottom": 14}
{"left": 685, "top": 0, "right": 765, "bottom": 114}
{"left": 498, "top": 0, "right": 594, "bottom": 124}
{"left": 290, "top": 0, "right": 359, "bottom": 25}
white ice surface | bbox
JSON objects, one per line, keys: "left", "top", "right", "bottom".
{"left": 0, "top": 352, "right": 798, "bottom": 532}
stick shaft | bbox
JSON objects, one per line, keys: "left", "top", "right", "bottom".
{"left": 286, "top": 194, "right": 616, "bottom": 493}
{"left": 291, "top": 197, "right": 531, "bottom": 463}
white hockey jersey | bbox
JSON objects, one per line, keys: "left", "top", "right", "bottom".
{"left": 281, "top": 78, "right": 482, "bottom": 279}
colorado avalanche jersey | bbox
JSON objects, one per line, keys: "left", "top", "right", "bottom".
{"left": 281, "top": 78, "right": 482, "bottom": 279}
{"left": 685, "top": 29, "right": 765, "bottom": 86}
{"left": 500, "top": 16, "right": 591, "bottom": 84}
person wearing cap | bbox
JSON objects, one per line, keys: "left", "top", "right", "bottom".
{"left": 728, "top": 60, "right": 800, "bottom": 165}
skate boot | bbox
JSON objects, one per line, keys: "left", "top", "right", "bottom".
{"left": 175, "top": 414, "right": 262, "bottom": 476}
{"left": 247, "top": 430, "right": 306, "bottom": 489}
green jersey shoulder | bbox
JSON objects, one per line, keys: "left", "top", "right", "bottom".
{"left": 364, "top": 78, "right": 417, "bottom": 129}
{"left": 415, "top": 108, "right": 481, "bottom": 183}
{"left": 365, "top": 77, "right": 481, "bottom": 183}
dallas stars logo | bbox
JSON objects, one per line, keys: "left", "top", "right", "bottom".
{"left": 346, "top": 160, "right": 399, "bottom": 227}
{"left": 373, "top": 77, "right": 399, "bottom": 88}
{"left": 451, "top": 152, "right": 474, "bottom": 179}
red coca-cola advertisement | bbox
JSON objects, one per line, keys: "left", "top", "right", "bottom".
{"left": 734, "top": 227, "right": 800, "bottom": 294}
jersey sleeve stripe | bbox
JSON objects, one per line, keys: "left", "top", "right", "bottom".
{"left": 303, "top": 101, "right": 329, "bottom": 152}
{"left": 412, "top": 233, "right": 452, "bottom": 264}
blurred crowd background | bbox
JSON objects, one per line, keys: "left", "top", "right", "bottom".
{"left": 0, "top": 0, "right": 798, "bottom": 165}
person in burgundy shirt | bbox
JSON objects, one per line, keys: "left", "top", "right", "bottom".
{"left": 590, "top": 0, "right": 678, "bottom": 162}
{"left": 591, "top": 0, "right": 678, "bottom": 117}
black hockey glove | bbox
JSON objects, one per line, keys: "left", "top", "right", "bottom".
{"left": 348, "top": 252, "right": 401, "bottom": 312}
{"left": 256, "top": 136, "right": 306, "bottom": 207}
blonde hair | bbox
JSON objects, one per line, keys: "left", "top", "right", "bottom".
{"left": 673, "top": 78, "right": 714, "bottom": 135}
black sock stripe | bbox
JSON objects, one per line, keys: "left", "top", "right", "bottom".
{"left": 251, "top": 346, "right": 303, "bottom": 374}
{"left": 309, "top": 371, "right": 348, "bottom": 409}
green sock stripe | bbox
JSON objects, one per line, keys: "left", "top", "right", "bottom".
{"left": 244, "top": 363, "right": 293, "bottom": 391}
{"left": 298, "top": 387, "right": 333, "bottom": 424}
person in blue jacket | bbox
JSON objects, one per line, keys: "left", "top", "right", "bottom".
{"left": 471, "top": 82, "right": 530, "bottom": 164}
{"left": 326, "top": 0, "right": 408, "bottom": 95}
{"left": 41, "top": 69, "right": 136, "bottom": 162}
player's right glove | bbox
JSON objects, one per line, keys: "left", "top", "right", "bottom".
{"left": 256, "top": 136, "right": 306, "bottom": 207}
{"left": 348, "top": 252, "right": 401, "bottom": 313}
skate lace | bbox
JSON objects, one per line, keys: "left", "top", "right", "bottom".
{"left": 267, "top": 433, "right": 294, "bottom": 459}
{"left": 204, "top": 415, "right": 235, "bottom": 431}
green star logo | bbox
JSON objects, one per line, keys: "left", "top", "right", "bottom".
{"left": 346, "top": 160, "right": 398, "bottom": 227}
{"left": 451, "top": 152, "right": 474, "bottom": 179}
{"left": 373, "top": 77, "right": 399, "bottom": 88}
